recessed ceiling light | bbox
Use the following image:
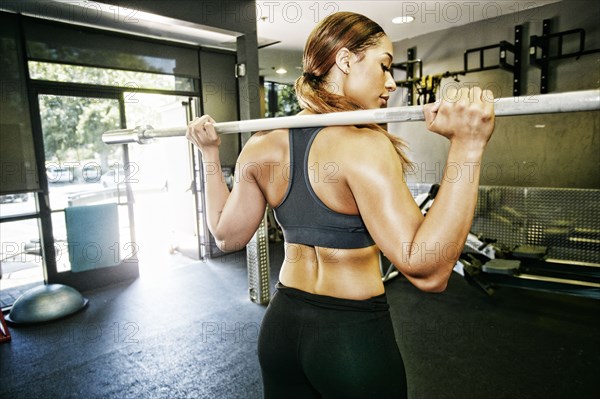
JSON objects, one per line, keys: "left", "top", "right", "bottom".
{"left": 392, "top": 16, "right": 415, "bottom": 24}
{"left": 275, "top": 68, "right": 287, "bottom": 75}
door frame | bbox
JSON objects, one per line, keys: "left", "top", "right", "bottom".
{"left": 30, "top": 82, "right": 140, "bottom": 291}
{"left": 29, "top": 80, "right": 206, "bottom": 290}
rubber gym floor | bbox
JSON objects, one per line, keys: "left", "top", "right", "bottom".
{"left": 1, "top": 241, "right": 599, "bottom": 399}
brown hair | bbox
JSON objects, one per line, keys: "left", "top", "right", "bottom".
{"left": 295, "top": 12, "right": 410, "bottom": 169}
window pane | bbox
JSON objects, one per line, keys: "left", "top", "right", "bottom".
{"left": 275, "top": 83, "right": 301, "bottom": 117}
{"left": 263, "top": 82, "right": 270, "bottom": 117}
{"left": 0, "top": 218, "right": 44, "bottom": 308}
{"left": 263, "top": 82, "right": 301, "bottom": 118}
{"left": 123, "top": 93, "right": 202, "bottom": 268}
{"left": 50, "top": 211, "right": 69, "bottom": 272}
{"left": 29, "top": 61, "right": 195, "bottom": 92}
{"left": 124, "top": 92, "right": 188, "bottom": 195}
{"left": 38, "top": 95, "right": 124, "bottom": 210}
{"left": 0, "top": 192, "right": 37, "bottom": 218}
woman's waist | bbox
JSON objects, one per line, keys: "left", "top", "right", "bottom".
{"left": 274, "top": 281, "right": 389, "bottom": 313}
{"left": 279, "top": 249, "right": 385, "bottom": 300}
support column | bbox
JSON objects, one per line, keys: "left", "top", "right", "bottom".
{"left": 237, "top": 32, "right": 271, "bottom": 305}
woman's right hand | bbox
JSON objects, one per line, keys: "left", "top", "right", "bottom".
{"left": 186, "top": 115, "right": 221, "bottom": 154}
{"left": 423, "top": 87, "right": 495, "bottom": 150}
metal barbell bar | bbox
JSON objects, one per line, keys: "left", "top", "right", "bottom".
{"left": 103, "top": 89, "right": 600, "bottom": 145}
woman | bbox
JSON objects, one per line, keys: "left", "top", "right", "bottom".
{"left": 187, "top": 12, "right": 495, "bottom": 399}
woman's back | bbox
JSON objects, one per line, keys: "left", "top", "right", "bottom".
{"left": 243, "top": 125, "right": 393, "bottom": 299}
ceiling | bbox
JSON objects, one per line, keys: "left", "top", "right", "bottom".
{"left": 1, "top": 0, "right": 561, "bottom": 84}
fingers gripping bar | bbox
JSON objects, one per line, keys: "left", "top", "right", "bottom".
{"left": 102, "top": 89, "right": 600, "bottom": 145}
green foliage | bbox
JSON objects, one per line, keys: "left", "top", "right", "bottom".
{"left": 34, "top": 62, "right": 160, "bottom": 165}
{"left": 264, "top": 82, "right": 302, "bottom": 118}
{"left": 276, "top": 84, "right": 302, "bottom": 117}
{"left": 39, "top": 94, "right": 120, "bottom": 164}
{"left": 34, "top": 59, "right": 194, "bottom": 169}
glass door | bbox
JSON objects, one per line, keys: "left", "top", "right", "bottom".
{"left": 123, "top": 92, "right": 202, "bottom": 276}
{"left": 38, "top": 94, "right": 139, "bottom": 290}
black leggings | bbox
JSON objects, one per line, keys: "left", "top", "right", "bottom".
{"left": 258, "top": 283, "right": 407, "bottom": 399}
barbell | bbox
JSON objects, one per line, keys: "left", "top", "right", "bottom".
{"left": 102, "top": 89, "right": 600, "bottom": 145}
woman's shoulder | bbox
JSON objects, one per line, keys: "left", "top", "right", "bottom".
{"left": 239, "top": 129, "right": 289, "bottom": 161}
{"left": 322, "top": 125, "right": 396, "bottom": 154}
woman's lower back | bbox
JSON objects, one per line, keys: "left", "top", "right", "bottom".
{"left": 278, "top": 242, "right": 386, "bottom": 300}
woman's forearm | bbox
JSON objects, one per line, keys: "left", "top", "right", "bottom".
{"left": 406, "top": 142, "right": 484, "bottom": 289}
{"left": 201, "top": 148, "right": 231, "bottom": 238}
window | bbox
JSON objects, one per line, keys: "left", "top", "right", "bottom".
{"left": 28, "top": 62, "right": 195, "bottom": 92}
{"left": 264, "top": 82, "right": 301, "bottom": 118}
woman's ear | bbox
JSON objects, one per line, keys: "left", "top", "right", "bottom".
{"left": 335, "top": 47, "right": 352, "bottom": 74}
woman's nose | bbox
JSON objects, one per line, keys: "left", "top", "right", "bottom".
{"left": 385, "top": 72, "right": 397, "bottom": 92}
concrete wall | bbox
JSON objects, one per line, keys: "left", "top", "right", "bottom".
{"left": 390, "top": 0, "right": 599, "bottom": 188}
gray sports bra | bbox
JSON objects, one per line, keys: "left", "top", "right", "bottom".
{"left": 272, "top": 127, "right": 375, "bottom": 249}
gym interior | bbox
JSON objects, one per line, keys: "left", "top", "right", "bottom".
{"left": 1, "top": 1, "right": 599, "bottom": 398}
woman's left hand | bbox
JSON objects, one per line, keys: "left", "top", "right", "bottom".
{"left": 186, "top": 115, "right": 221, "bottom": 153}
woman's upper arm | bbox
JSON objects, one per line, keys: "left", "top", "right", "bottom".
{"left": 344, "top": 133, "right": 426, "bottom": 277}
{"left": 213, "top": 140, "right": 267, "bottom": 251}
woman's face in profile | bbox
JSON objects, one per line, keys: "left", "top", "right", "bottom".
{"left": 343, "top": 35, "right": 397, "bottom": 110}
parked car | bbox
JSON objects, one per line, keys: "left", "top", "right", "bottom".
{"left": 46, "top": 166, "right": 75, "bottom": 184}
{"left": 0, "top": 193, "right": 29, "bottom": 203}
